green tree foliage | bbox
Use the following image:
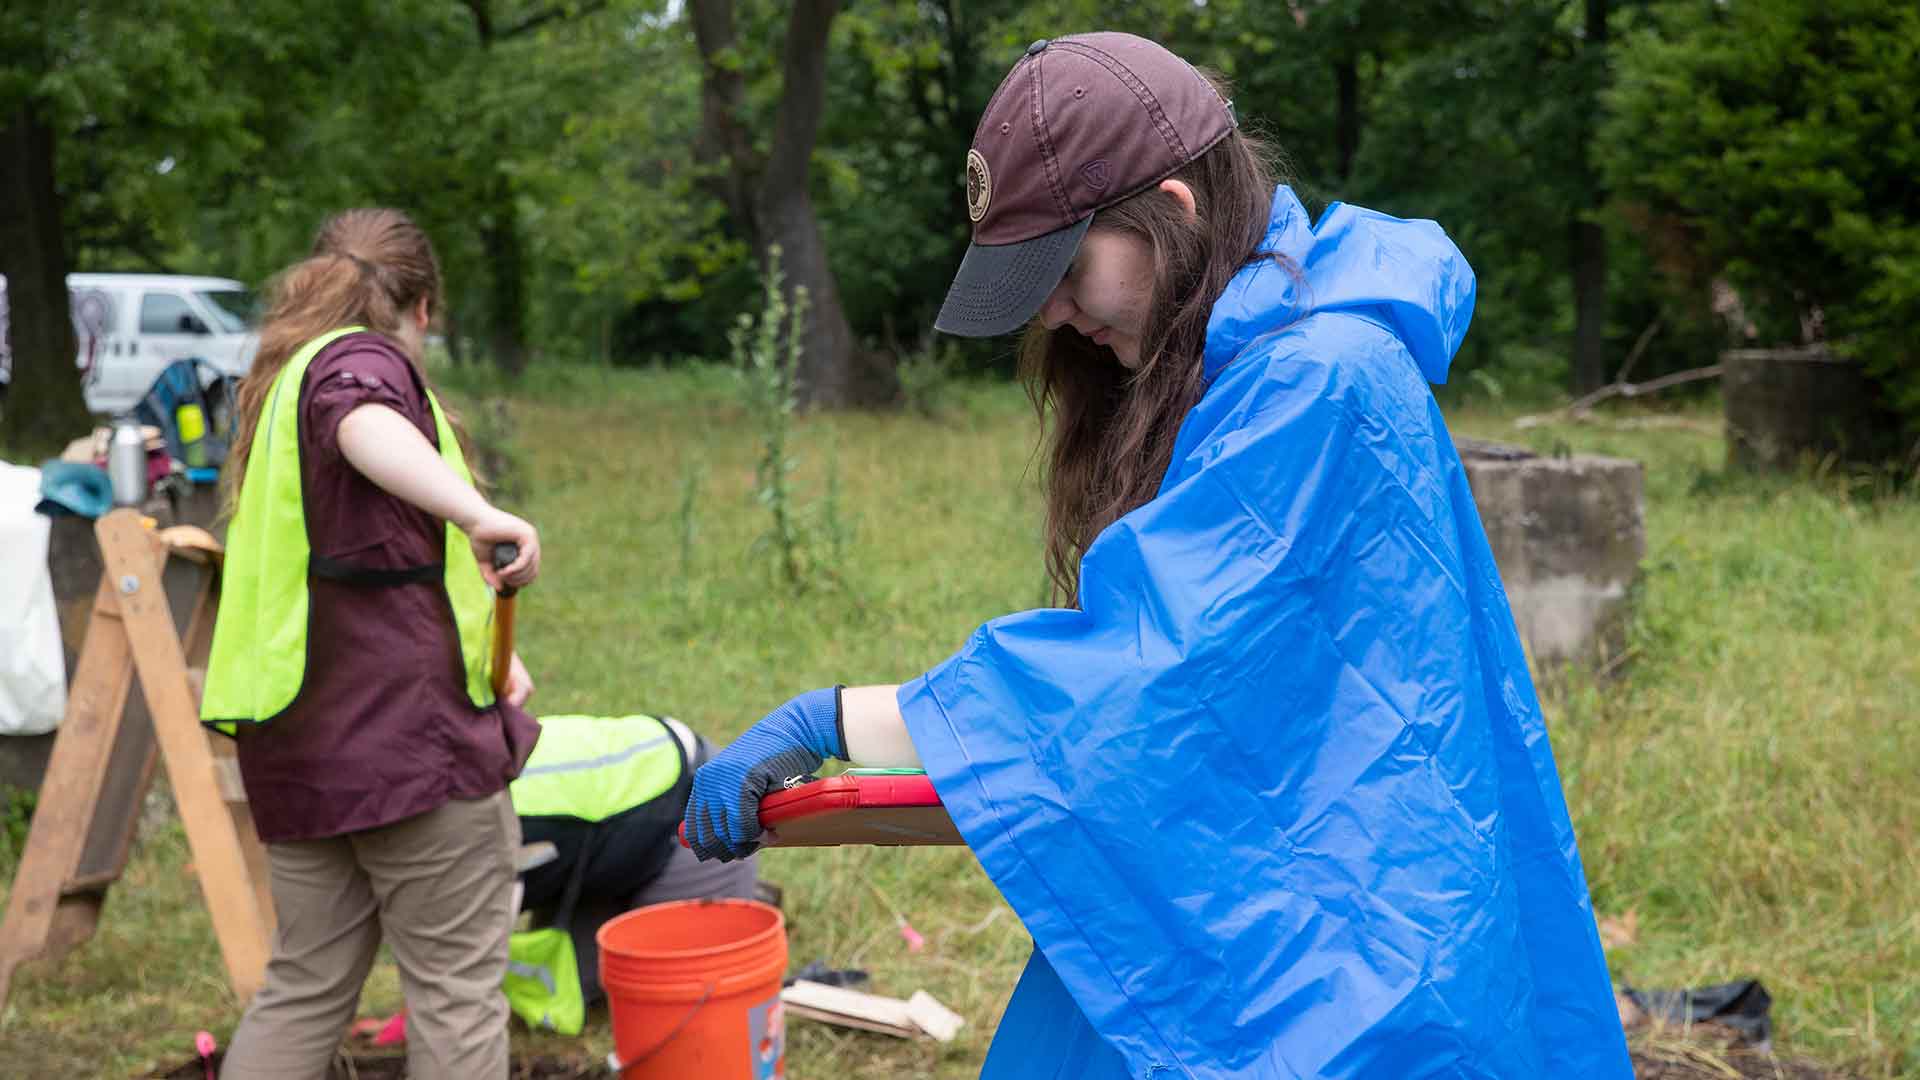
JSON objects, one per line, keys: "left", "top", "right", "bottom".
{"left": 1, "top": 0, "right": 286, "bottom": 442}
{"left": 220, "top": 0, "right": 648, "bottom": 374}
{"left": 1, "top": 0, "right": 475, "bottom": 408}
{"left": 513, "top": 9, "right": 729, "bottom": 361}
{"left": 8, "top": 0, "right": 1914, "bottom": 425}
{"left": 1344, "top": 2, "right": 1603, "bottom": 378}
{"left": 179, "top": 3, "right": 465, "bottom": 275}
{"left": 1600, "top": 0, "right": 1920, "bottom": 415}
{"left": 811, "top": 0, "right": 1648, "bottom": 393}
{"left": 11, "top": 0, "right": 661, "bottom": 379}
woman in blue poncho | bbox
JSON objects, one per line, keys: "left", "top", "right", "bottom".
{"left": 684, "top": 31, "right": 1633, "bottom": 1080}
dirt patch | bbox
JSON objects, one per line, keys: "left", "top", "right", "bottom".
{"left": 151, "top": 1052, "right": 612, "bottom": 1079}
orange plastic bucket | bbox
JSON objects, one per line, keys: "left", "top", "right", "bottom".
{"left": 597, "top": 899, "right": 788, "bottom": 1079}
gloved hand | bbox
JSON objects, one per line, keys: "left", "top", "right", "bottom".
{"left": 685, "top": 687, "right": 845, "bottom": 862}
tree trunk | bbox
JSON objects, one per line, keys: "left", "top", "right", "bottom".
{"left": 482, "top": 171, "right": 529, "bottom": 376}
{"left": 1334, "top": 53, "right": 1360, "bottom": 182}
{"left": 1570, "top": 218, "right": 1608, "bottom": 394}
{"left": 691, "top": 0, "right": 761, "bottom": 247}
{"left": 464, "top": 1, "right": 529, "bottom": 377}
{"left": 0, "top": 103, "right": 90, "bottom": 448}
{"left": 763, "top": 0, "right": 873, "bottom": 407}
{"left": 445, "top": 305, "right": 467, "bottom": 366}
{"left": 937, "top": 0, "right": 979, "bottom": 282}
{"left": 1569, "top": 0, "right": 1609, "bottom": 395}
{"left": 694, "top": 0, "right": 890, "bottom": 408}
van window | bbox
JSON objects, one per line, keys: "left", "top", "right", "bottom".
{"left": 141, "top": 292, "right": 202, "bottom": 334}
{"left": 196, "top": 289, "right": 257, "bottom": 332}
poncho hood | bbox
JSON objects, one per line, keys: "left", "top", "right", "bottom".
{"left": 1204, "top": 186, "right": 1474, "bottom": 387}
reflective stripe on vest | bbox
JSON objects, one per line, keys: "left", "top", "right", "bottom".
{"left": 507, "top": 957, "right": 559, "bottom": 996}
{"left": 200, "top": 327, "right": 496, "bottom": 732}
{"left": 509, "top": 714, "right": 685, "bottom": 821}
{"left": 505, "top": 927, "right": 585, "bottom": 1035}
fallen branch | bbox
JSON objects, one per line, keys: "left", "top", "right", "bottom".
{"left": 1515, "top": 364, "right": 1723, "bottom": 429}
{"left": 1613, "top": 318, "right": 1663, "bottom": 387}
{"left": 1588, "top": 415, "right": 1722, "bottom": 435}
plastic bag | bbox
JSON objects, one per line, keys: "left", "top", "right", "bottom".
{"left": 1, "top": 461, "right": 65, "bottom": 735}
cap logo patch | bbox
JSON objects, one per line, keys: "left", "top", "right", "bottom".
{"left": 966, "top": 149, "right": 992, "bottom": 222}
{"left": 1080, "top": 160, "right": 1112, "bottom": 192}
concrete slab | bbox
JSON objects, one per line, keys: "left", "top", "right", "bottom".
{"left": 1459, "top": 442, "right": 1645, "bottom": 669}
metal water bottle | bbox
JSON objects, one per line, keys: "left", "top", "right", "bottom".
{"left": 108, "top": 415, "right": 147, "bottom": 507}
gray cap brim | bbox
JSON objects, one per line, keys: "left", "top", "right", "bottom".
{"left": 934, "top": 215, "right": 1092, "bottom": 338}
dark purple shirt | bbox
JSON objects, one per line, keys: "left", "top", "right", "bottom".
{"left": 234, "top": 331, "right": 539, "bottom": 842}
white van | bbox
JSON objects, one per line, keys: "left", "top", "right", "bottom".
{"left": 0, "top": 272, "right": 259, "bottom": 416}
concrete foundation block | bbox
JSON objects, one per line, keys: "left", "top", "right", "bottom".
{"left": 1459, "top": 441, "right": 1645, "bottom": 668}
{"left": 1722, "top": 346, "right": 1897, "bottom": 470}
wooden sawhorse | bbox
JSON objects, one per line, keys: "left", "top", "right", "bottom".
{"left": 0, "top": 508, "right": 273, "bottom": 1007}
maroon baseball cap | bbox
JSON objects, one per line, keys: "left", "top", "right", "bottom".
{"left": 934, "top": 32, "right": 1236, "bottom": 338}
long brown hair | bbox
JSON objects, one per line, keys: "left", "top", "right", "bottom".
{"left": 223, "top": 208, "right": 443, "bottom": 516}
{"left": 1021, "top": 112, "right": 1293, "bottom": 605}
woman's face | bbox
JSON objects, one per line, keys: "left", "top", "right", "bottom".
{"left": 1037, "top": 227, "right": 1156, "bottom": 370}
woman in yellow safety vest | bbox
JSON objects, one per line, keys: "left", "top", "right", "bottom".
{"left": 201, "top": 208, "right": 543, "bottom": 1080}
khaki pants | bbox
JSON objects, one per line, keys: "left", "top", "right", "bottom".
{"left": 221, "top": 791, "right": 520, "bottom": 1080}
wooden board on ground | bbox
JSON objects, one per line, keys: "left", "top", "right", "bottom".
{"left": 780, "top": 980, "right": 965, "bottom": 1042}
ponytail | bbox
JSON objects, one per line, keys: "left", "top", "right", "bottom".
{"left": 222, "top": 208, "right": 443, "bottom": 518}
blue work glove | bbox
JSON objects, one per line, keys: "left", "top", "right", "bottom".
{"left": 685, "top": 687, "right": 846, "bottom": 862}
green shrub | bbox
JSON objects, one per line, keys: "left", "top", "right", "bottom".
{"left": 1599, "top": 0, "right": 1920, "bottom": 433}
{"left": 895, "top": 340, "right": 961, "bottom": 418}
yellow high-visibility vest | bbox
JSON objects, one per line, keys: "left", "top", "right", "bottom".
{"left": 200, "top": 327, "right": 495, "bottom": 731}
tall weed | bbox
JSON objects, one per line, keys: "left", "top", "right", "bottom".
{"left": 730, "top": 247, "right": 853, "bottom": 592}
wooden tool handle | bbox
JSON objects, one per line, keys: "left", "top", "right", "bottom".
{"left": 488, "top": 543, "right": 519, "bottom": 701}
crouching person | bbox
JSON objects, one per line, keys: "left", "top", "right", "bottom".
{"left": 504, "top": 713, "right": 760, "bottom": 1033}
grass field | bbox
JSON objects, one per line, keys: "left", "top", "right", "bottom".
{"left": 2, "top": 364, "right": 1915, "bottom": 1076}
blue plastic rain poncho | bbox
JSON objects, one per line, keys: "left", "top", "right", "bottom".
{"left": 898, "top": 187, "right": 1633, "bottom": 1079}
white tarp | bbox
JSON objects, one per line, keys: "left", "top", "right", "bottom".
{"left": 1, "top": 461, "right": 64, "bottom": 735}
